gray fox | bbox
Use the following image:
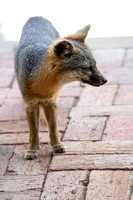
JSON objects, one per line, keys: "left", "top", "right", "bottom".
{"left": 15, "top": 16, "right": 107, "bottom": 159}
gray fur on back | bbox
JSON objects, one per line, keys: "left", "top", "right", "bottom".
{"left": 15, "top": 17, "right": 59, "bottom": 92}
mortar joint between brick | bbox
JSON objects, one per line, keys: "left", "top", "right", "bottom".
{"left": 5, "top": 145, "right": 15, "bottom": 175}
{"left": 83, "top": 170, "right": 90, "bottom": 200}
{"left": 101, "top": 116, "right": 110, "bottom": 140}
{"left": 128, "top": 184, "right": 133, "bottom": 200}
{"left": 73, "top": 97, "right": 79, "bottom": 107}
{"left": 39, "top": 150, "right": 53, "bottom": 200}
{"left": 10, "top": 73, "right": 15, "bottom": 89}
{"left": 61, "top": 117, "right": 71, "bottom": 141}
{"left": 112, "top": 84, "right": 120, "bottom": 105}
{"left": 61, "top": 96, "right": 80, "bottom": 140}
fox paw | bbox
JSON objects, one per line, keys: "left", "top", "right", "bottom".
{"left": 52, "top": 143, "right": 66, "bottom": 153}
{"left": 25, "top": 149, "right": 39, "bottom": 159}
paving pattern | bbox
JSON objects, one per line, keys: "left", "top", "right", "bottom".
{"left": 0, "top": 38, "right": 133, "bottom": 200}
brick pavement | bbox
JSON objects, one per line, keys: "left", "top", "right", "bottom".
{"left": 0, "top": 37, "right": 133, "bottom": 200}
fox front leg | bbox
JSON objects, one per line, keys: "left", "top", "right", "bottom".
{"left": 41, "top": 100, "right": 66, "bottom": 153}
{"left": 25, "top": 103, "right": 40, "bottom": 159}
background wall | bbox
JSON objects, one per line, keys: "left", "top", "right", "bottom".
{"left": 0, "top": 0, "right": 133, "bottom": 41}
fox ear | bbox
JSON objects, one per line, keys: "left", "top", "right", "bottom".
{"left": 54, "top": 40, "right": 74, "bottom": 58}
{"left": 68, "top": 24, "right": 91, "bottom": 43}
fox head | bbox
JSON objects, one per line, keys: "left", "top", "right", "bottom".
{"left": 48, "top": 25, "right": 107, "bottom": 87}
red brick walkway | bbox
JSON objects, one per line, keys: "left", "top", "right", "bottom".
{"left": 0, "top": 38, "right": 133, "bottom": 200}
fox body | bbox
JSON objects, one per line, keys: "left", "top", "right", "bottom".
{"left": 15, "top": 17, "right": 107, "bottom": 159}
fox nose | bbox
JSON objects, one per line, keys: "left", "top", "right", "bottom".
{"left": 102, "top": 77, "right": 107, "bottom": 84}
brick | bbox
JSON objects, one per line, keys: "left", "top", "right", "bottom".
{"left": 0, "top": 132, "right": 52, "bottom": 145}
{"left": 0, "top": 98, "right": 74, "bottom": 122}
{"left": 93, "top": 49, "right": 125, "bottom": 67}
{"left": 40, "top": 97, "right": 75, "bottom": 119}
{"left": 12, "top": 78, "right": 19, "bottom": 88}
{"left": 52, "top": 118, "right": 69, "bottom": 132}
{"left": 0, "top": 99, "right": 3, "bottom": 106}
{"left": 0, "top": 120, "right": 29, "bottom": 133}
{"left": 50, "top": 154, "right": 133, "bottom": 171}
{"left": 0, "top": 118, "right": 68, "bottom": 133}
{"left": 100, "top": 66, "right": 133, "bottom": 84}
{"left": 103, "top": 115, "right": 133, "bottom": 140}
{"left": 114, "top": 85, "right": 133, "bottom": 105}
{"left": 78, "top": 85, "right": 117, "bottom": 106}
{"left": 0, "top": 88, "right": 10, "bottom": 99}
{"left": 40, "top": 118, "right": 68, "bottom": 132}
{"left": 60, "top": 86, "right": 82, "bottom": 97}
{"left": 0, "top": 133, "right": 30, "bottom": 145}
{"left": 7, "top": 88, "right": 22, "bottom": 98}
{"left": 5, "top": 97, "right": 75, "bottom": 122}
{"left": 0, "top": 175, "right": 44, "bottom": 192}
{"left": 0, "top": 54, "right": 14, "bottom": 68}
{"left": 41, "top": 171, "right": 88, "bottom": 200}
{"left": 61, "top": 141, "right": 133, "bottom": 155}
{"left": 0, "top": 99, "right": 25, "bottom": 121}
{"left": 63, "top": 117, "right": 106, "bottom": 141}
{"left": 86, "top": 170, "right": 132, "bottom": 200}
{"left": 0, "top": 88, "right": 10, "bottom": 105}
{"left": 7, "top": 144, "right": 52, "bottom": 175}
{"left": 0, "top": 68, "right": 14, "bottom": 87}
{"left": 0, "top": 191, "right": 40, "bottom": 200}
{"left": 58, "top": 97, "right": 75, "bottom": 119}
{"left": 70, "top": 105, "right": 133, "bottom": 117}
{"left": 0, "top": 145, "right": 14, "bottom": 175}
{"left": 124, "top": 49, "right": 133, "bottom": 66}
{"left": 0, "top": 41, "right": 17, "bottom": 54}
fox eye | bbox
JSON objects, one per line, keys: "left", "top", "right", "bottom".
{"left": 81, "top": 66, "right": 90, "bottom": 71}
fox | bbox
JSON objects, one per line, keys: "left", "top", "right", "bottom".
{"left": 15, "top": 16, "right": 107, "bottom": 159}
